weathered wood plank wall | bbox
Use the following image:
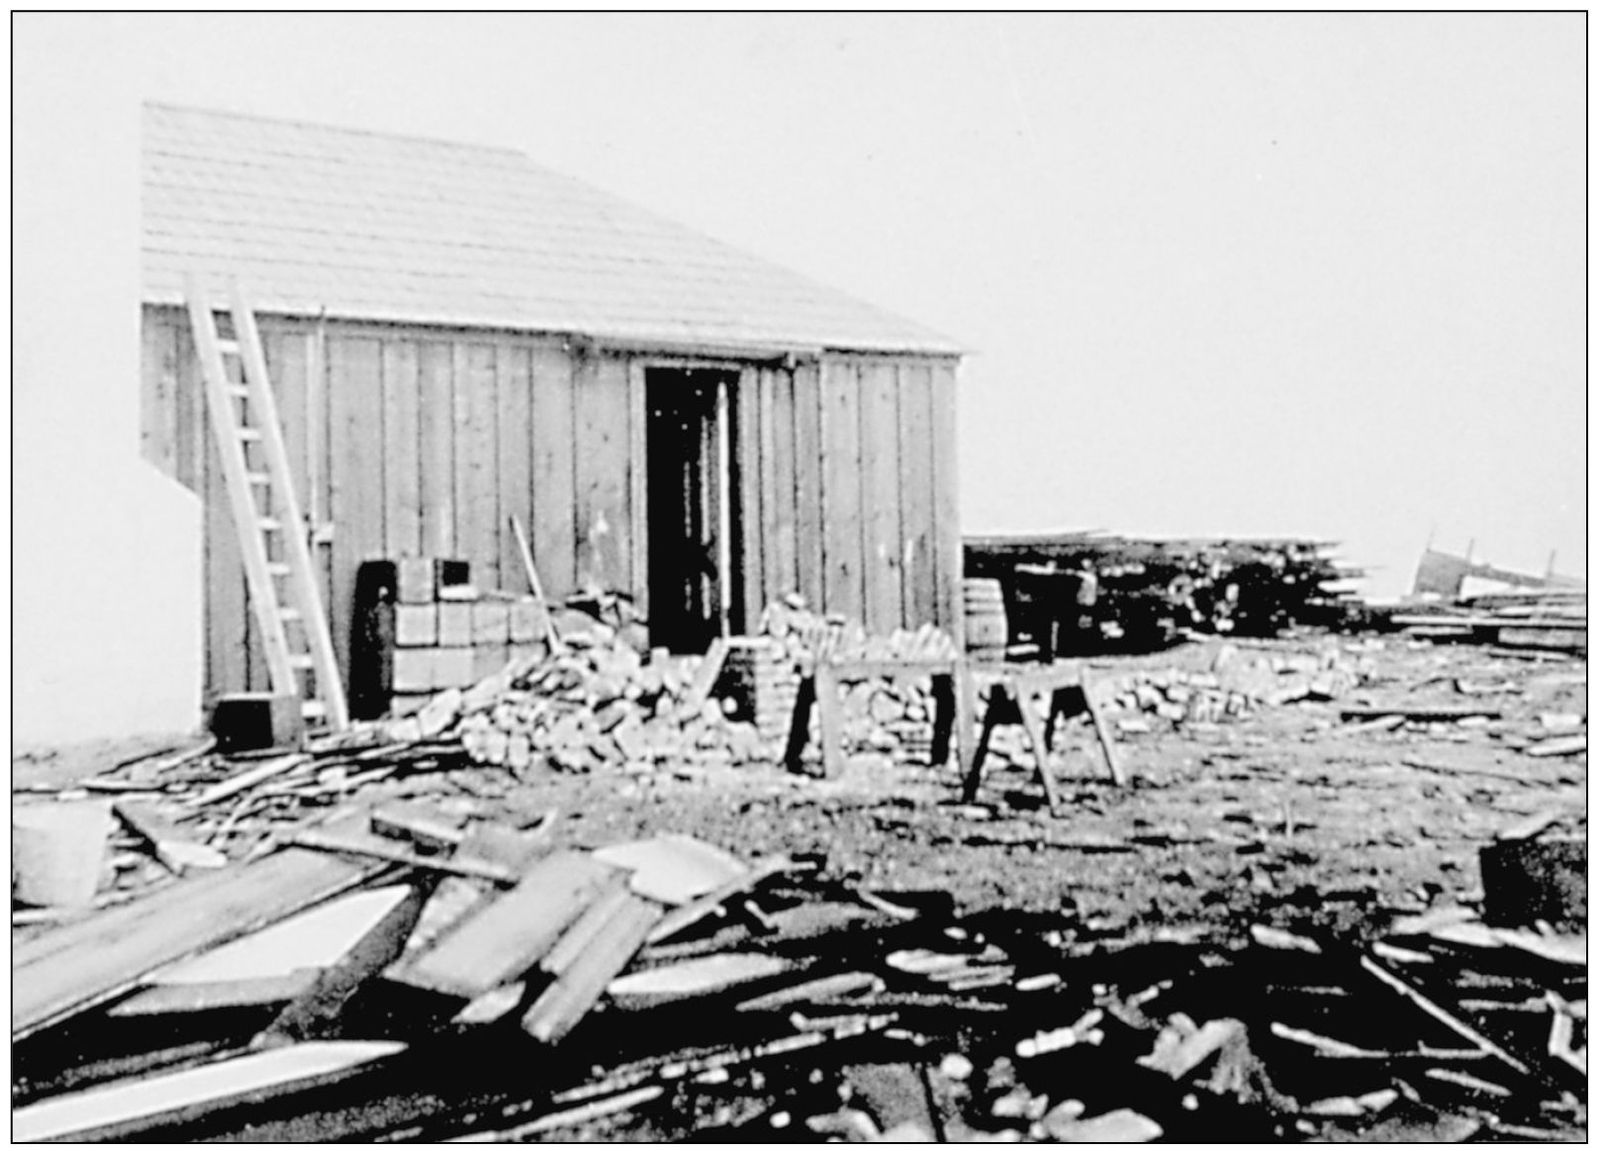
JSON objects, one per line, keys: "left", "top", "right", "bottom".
{"left": 141, "top": 307, "right": 961, "bottom": 702}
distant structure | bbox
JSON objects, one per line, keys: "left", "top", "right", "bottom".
{"left": 1409, "top": 543, "right": 1584, "bottom": 601}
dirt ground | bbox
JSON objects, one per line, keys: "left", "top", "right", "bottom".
{"left": 15, "top": 633, "right": 1583, "bottom": 938}
{"left": 10, "top": 631, "right": 1586, "bottom": 1141}
{"left": 361, "top": 631, "right": 1586, "bottom": 940}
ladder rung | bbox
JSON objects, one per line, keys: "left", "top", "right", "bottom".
{"left": 245, "top": 471, "right": 271, "bottom": 485}
{"left": 237, "top": 428, "right": 263, "bottom": 442}
{"left": 280, "top": 608, "right": 303, "bottom": 622}
{"left": 225, "top": 385, "right": 250, "bottom": 399}
{"left": 267, "top": 562, "right": 291, "bottom": 576}
{"left": 216, "top": 337, "right": 241, "bottom": 355}
{"left": 301, "top": 700, "right": 328, "bottom": 720}
{"left": 287, "top": 654, "right": 315, "bottom": 670}
{"left": 258, "top": 517, "right": 283, "bottom": 531}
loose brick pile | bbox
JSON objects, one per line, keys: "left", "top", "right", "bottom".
{"left": 383, "top": 598, "right": 961, "bottom": 775}
{"left": 1106, "top": 644, "right": 1375, "bottom": 731}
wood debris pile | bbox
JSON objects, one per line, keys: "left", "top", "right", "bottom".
{"left": 1389, "top": 588, "right": 1586, "bottom": 657}
{"left": 12, "top": 798, "right": 1585, "bottom": 1142}
{"left": 965, "top": 533, "right": 1363, "bottom": 651}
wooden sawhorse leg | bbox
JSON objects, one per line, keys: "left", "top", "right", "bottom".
{"left": 783, "top": 674, "right": 818, "bottom": 773}
{"left": 781, "top": 668, "right": 846, "bottom": 777}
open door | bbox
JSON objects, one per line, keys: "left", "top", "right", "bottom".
{"left": 645, "top": 368, "right": 741, "bottom": 653}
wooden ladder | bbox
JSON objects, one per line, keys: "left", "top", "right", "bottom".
{"left": 185, "top": 276, "right": 349, "bottom": 731}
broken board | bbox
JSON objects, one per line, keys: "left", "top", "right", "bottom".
{"left": 13, "top": 1040, "right": 405, "bottom": 1142}
{"left": 388, "top": 850, "right": 617, "bottom": 999}
{"left": 13, "top": 848, "right": 392, "bottom": 1039}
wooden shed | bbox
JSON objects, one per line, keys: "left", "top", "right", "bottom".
{"left": 140, "top": 104, "right": 964, "bottom": 707}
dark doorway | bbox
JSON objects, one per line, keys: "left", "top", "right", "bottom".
{"left": 645, "top": 368, "right": 740, "bottom": 653}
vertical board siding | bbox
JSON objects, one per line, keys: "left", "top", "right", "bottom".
{"left": 627, "top": 364, "right": 650, "bottom": 612}
{"left": 311, "top": 323, "right": 336, "bottom": 653}
{"left": 790, "top": 360, "right": 825, "bottom": 612}
{"left": 819, "top": 357, "right": 864, "bottom": 624}
{"left": 454, "top": 343, "right": 500, "bottom": 589}
{"left": 418, "top": 341, "right": 456, "bottom": 559}
{"left": 859, "top": 359, "right": 904, "bottom": 632}
{"left": 929, "top": 359, "right": 961, "bottom": 639}
{"left": 174, "top": 317, "right": 205, "bottom": 494}
{"left": 573, "top": 354, "right": 632, "bottom": 594}
{"left": 202, "top": 400, "right": 246, "bottom": 701}
{"left": 735, "top": 368, "right": 764, "bottom": 631}
{"left": 496, "top": 344, "right": 533, "bottom": 591}
{"left": 756, "top": 369, "right": 782, "bottom": 607}
{"left": 768, "top": 367, "right": 799, "bottom": 605}
{"left": 328, "top": 336, "right": 386, "bottom": 683}
{"left": 896, "top": 361, "right": 938, "bottom": 628}
{"left": 146, "top": 296, "right": 963, "bottom": 705}
{"left": 382, "top": 341, "right": 423, "bottom": 558}
{"left": 139, "top": 317, "right": 180, "bottom": 479}
{"left": 529, "top": 344, "right": 577, "bottom": 598}
{"left": 263, "top": 326, "right": 312, "bottom": 516}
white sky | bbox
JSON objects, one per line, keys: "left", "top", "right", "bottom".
{"left": 16, "top": 12, "right": 1588, "bottom": 599}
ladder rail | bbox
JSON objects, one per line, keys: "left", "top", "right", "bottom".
{"left": 229, "top": 284, "right": 350, "bottom": 730}
{"left": 184, "top": 276, "right": 301, "bottom": 697}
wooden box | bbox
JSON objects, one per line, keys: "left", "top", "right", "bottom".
{"left": 209, "top": 692, "right": 305, "bottom": 753}
{"left": 437, "top": 603, "right": 474, "bottom": 648}
{"left": 394, "top": 604, "right": 437, "bottom": 647}
{"left": 471, "top": 601, "right": 510, "bottom": 646}
{"left": 392, "top": 649, "right": 435, "bottom": 693}
{"left": 430, "top": 647, "right": 476, "bottom": 690}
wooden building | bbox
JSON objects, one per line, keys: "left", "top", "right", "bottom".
{"left": 140, "top": 104, "right": 964, "bottom": 706}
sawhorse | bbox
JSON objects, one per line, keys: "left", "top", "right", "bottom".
{"left": 784, "top": 657, "right": 973, "bottom": 779}
{"left": 963, "top": 663, "right": 1125, "bottom": 812}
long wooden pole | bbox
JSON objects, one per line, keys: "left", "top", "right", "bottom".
{"left": 509, "top": 514, "right": 564, "bottom": 652}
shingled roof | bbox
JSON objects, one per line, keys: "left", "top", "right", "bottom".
{"left": 142, "top": 103, "right": 960, "bottom": 356}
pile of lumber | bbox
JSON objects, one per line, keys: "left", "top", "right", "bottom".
{"left": 964, "top": 533, "right": 1363, "bottom": 651}
{"left": 1390, "top": 588, "right": 1586, "bottom": 656}
{"left": 12, "top": 800, "right": 1585, "bottom": 1142}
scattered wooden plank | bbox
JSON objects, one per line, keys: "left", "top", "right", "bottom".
{"left": 1393, "top": 614, "right": 1585, "bottom": 631}
{"left": 1526, "top": 734, "right": 1586, "bottom": 758}
{"left": 109, "top": 971, "right": 323, "bottom": 1018}
{"left": 450, "top": 1085, "right": 664, "bottom": 1142}
{"left": 645, "top": 855, "right": 794, "bottom": 944}
{"left": 291, "top": 827, "right": 515, "bottom": 885}
{"left": 521, "top": 894, "right": 663, "bottom": 1044}
{"left": 1359, "top": 955, "right": 1532, "bottom": 1077}
{"left": 735, "top": 971, "right": 883, "bottom": 1013}
{"left": 184, "top": 753, "right": 309, "bottom": 809}
{"left": 542, "top": 877, "right": 632, "bottom": 976}
{"left": 1495, "top": 809, "right": 1570, "bottom": 841}
{"left": 252, "top": 882, "right": 429, "bottom": 1047}
{"left": 606, "top": 953, "right": 790, "bottom": 1010}
{"left": 391, "top": 851, "right": 616, "bottom": 999}
{"left": 12, "top": 1040, "right": 405, "bottom": 1143}
{"left": 13, "top": 848, "right": 390, "bottom": 1038}
{"left": 115, "top": 799, "right": 227, "bottom": 873}
{"left": 146, "top": 884, "right": 416, "bottom": 988}
{"left": 593, "top": 834, "right": 749, "bottom": 906}
{"left": 370, "top": 802, "right": 468, "bottom": 853}
{"left": 1398, "top": 757, "right": 1538, "bottom": 786}
{"left": 1341, "top": 705, "right": 1502, "bottom": 722}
